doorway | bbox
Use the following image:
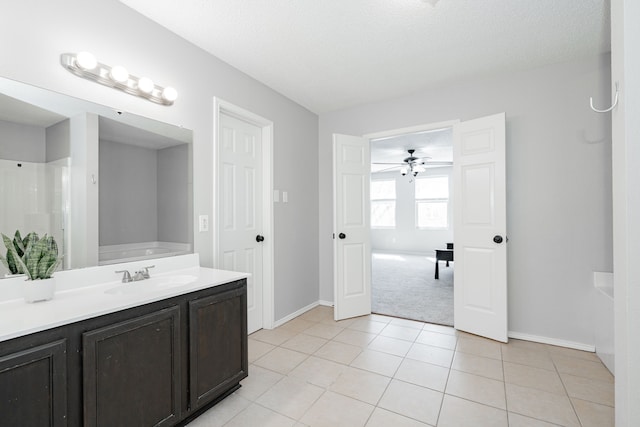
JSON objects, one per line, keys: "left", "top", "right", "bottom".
{"left": 369, "top": 126, "right": 455, "bottom": 325}
{"left": 213, "top": 98, "right": 274, "bottom": 334}
{"left": 334, "top": 112, "right": 507, "bottom": 342}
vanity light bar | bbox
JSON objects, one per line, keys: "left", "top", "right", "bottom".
{"left": 60, "top": 52, "right": 178, "bottom": 106}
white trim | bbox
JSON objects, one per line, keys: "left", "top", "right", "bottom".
{"left": 318, "top": 300, "right": 334, "bottom": 307}
{"left": 213, "top": 97, "right": 275, "bottom": 330}
{"left": 273, "top": 300, "right": 335, "bottom": 327}
{"left": 273, "top": 301, "right": 320, "bottom": 328}
{"left": 364, "top": 120, "right": 460, "bottom": 140}
{"left": 508, "top": 331, "right": 596, "bottom": 352}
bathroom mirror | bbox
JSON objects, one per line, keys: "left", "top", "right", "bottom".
{"left": 0, "top": 77, "right": 193, "bottom": 277}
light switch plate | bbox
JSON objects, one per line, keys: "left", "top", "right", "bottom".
{"left": 282, "top": 191, "right": 288, "bottom": 203}
{"left": 273, "top": 190, "right": 280, "bottom": 203}
{"left": 198, "top": 214, "right": 209, "bottom": 232}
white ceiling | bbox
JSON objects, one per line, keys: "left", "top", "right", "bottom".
{"left": 120, "top": 0, "right": 610, "bottom": 114}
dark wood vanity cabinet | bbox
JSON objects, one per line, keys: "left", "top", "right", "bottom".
{"left": 189, "top": 286, "right": 248, "bottom": 410}
{"left": 82, "top": 306, "right": 182, "bottom": 427}
{"left": 0, "top": 278, "right": 247, "bottom": 427}
{"left": 0, "top": 339, "right": 68, "bottom": 427}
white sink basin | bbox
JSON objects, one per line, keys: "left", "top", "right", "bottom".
{"left": 105, "top": 274, "right": 199, "bottom": 295}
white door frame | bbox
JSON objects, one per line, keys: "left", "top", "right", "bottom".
{"left": 213, "top": 97, "right": 274, "bottom": 330}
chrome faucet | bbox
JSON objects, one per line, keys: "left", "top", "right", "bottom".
{"left": 132, "top": 265, "right": 155, "bottom": 281}
{"left": 115, "top": 270, "right": 133, "bottom": 283}
{"left": 141, "top": 265, "right": 155, "bottom": 279}
{"left": 116, "top": 265, "right": 155, "bottom": 283}
{"left": 132, "top": 270, "right": 146, "bottom": 281}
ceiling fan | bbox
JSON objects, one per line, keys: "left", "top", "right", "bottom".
{"left": 372, "top": 149, "right": 453, "bottom": 177}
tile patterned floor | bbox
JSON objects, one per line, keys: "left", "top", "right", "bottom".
{"left": 188, "top": 306, "right": 614, "bottom": 427}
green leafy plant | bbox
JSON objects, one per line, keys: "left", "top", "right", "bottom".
{"left": 0, "top": 230, "right": 38, "bottom": 275}
{"left": 1, "top": 232, "right": 62, "bottom": 280}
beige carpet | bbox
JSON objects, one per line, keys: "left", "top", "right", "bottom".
{"left": 371, "top": 252, "right": 454, "bottom": 326}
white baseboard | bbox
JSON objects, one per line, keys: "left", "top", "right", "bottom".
{"left": 318, "top": 300, "right": 334, "bottom": 307}
{"left": 272, "top": 300, "right": 335, "bottom": 328}
{"left": 508, "top": 331, "right": 595, "bottom": 352}
{"left": 273, "top": 301, "right": 319, "bottom": 328}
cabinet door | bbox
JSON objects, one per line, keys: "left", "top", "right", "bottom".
{"left": 189, "top": 285, "right": 248, "bottom": 409}
{"left": 83, "top": 306, "right": 181, "bottom": 427}
{"left": 0, "top": 339, "right": 67, "bottom": 427}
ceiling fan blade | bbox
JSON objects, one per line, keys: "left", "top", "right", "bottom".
{"left": 371, "top": 162, "right": 406, "bottom": 165}
{"left": 373, "top": 165, "right": 403, "bottom": 173}
{"left": 425, "top": 161, "right": 454, "bottom": 166}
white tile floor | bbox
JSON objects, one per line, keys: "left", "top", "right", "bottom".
{"left": 188, "top": 306, "right": 614, "bottom": 427}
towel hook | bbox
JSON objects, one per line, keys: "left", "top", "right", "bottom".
{"left": 590, "top": 82, "right": 619, "bottom": 113}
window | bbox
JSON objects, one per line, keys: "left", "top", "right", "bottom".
{"left": 371, "top": 179, "right": 396, "bottom": 228}
{"left": 415, "top": 176, "right": 449, "bottom": 228}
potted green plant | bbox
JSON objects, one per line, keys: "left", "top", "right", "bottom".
{"left": 1, "top": 232, "right": 63, "bottom": 302}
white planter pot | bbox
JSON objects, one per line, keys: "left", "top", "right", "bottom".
{"left": 24, "top": 278, "right": 56, "bottom": 303}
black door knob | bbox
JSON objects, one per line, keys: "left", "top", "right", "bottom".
{"left": 493, "top": 235, "right": 503, "bottom": 244}
{"left": 338, "top": 233, "right": 346, "bottom": 239}
{"left": 256, "top": 235, "right": 264, "bottom": 243}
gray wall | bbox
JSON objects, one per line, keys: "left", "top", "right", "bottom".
{"left": 371, "top": 167, "right": 454, "bottom": 254}
{"left": 320, "top": 54, "right": 612, "bottom": 346}
{"left": 0, "top": 119, "right": 45, "bottom": 162}
{"left": 99, "top": 140, "right": 158, "bottom": 245}
{"left": 158, "top": 144, "right": 189, "bottom": 244}
{"left": 0, "top": 118, "right": 70, "bottom": 163}
{"left": 45, "top": 119, "right": 70, "bottom": 162}
{"left": 0, "top": 0, "right": 319, "bottom": 321}
{"left": 99, "top": 141, "right": 190, "bottom": 246}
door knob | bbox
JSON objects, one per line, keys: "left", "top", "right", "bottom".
{"left": 256, "top": 235, "right": 264, "bottom": 243}
{"left": 493, "top": 235, "right": 503, "bottom": 244}
{"left": 338, "top": 233, "right": 346, "bottom": 239}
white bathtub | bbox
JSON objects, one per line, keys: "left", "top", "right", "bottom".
{"left": 594, "top": 271, "right": 614, "bottom": 375}
{"left": 99, "top": 242, "right": 192, "bottom": 266}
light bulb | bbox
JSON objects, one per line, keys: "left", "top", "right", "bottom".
{"left": 400, "top": 167, "right": 408, "bottom": 176}
{"left": 76, "top": 52, "right": 97, "bottom": 70}
{"left": 137, "top": 77, "right": 154, "bottom": 94}
{"left": 109, "top": 65, "right": 129, "bottom": 83}
{"left": 161, "top": 86, "right": 178, "bottom": 102}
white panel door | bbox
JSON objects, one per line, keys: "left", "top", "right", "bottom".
{"left": 453, "top": 112, "right": 508, "bottom": 342}
{"left": 219, "top": 113, "right": 264, "bottom": 334}
{"left": 333, "top": 134, "right": 371, "bottom": 321}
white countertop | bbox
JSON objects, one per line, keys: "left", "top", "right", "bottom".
{"left": 0, "top": 254, "right": 249, "bottom": 342}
